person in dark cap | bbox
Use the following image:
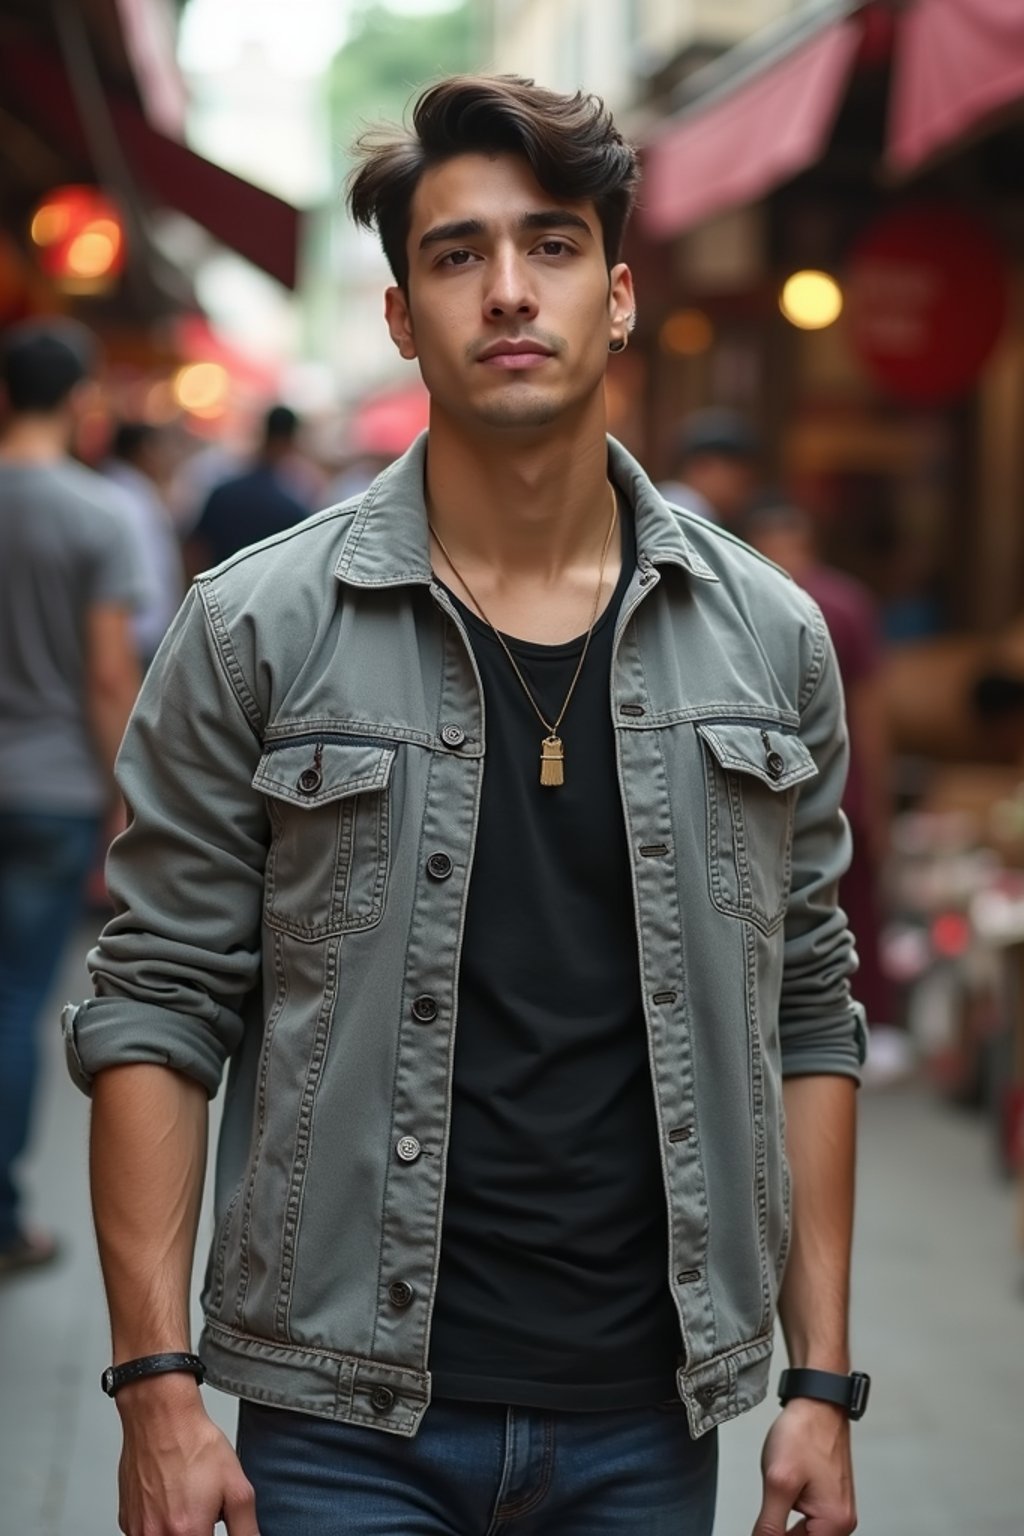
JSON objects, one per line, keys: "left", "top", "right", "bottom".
{"left": 660, "top": 407, "right": 760, "bottom": 528}
{"left": 0, "top": 319, "right": 142, "bottom": 1273}
{"left": 186, "top": 404, "right": 310, "bottom": 574}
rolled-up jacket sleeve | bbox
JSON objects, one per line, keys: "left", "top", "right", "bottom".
{"left": 778, "top": 605, "right": 868, "bottom": 1079}
{"left": 64, "top": 583, "right": 269, "bottom": 1098}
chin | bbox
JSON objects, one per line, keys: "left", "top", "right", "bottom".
{"left": 469, "top": 380, "right": 576, "bottom": 431}
{"left": 474, "top": 400, "right": 565, "bottom": 430}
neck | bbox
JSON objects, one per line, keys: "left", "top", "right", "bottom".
{"left": 424, "top": 400, "right": 612, "bottom": 578}
{"left": 0, "top": 415, "right": 70, "bottom": 464}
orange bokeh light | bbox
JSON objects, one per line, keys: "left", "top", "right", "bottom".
{"left": 30, "top": 186, "right": 126, "bottom": 293}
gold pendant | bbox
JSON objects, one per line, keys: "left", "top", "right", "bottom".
{"left": 540, "top": 735, "right": 564, "bottom": 787}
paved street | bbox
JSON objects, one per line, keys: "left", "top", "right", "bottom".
{"left": 3, "top": 924, "right": 1023, "bottom": 1535}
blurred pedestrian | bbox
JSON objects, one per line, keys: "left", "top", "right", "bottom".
{"left": 659, "top": 407, "right": 760, "bottom": 527}
{"left": 76, "top": 77, "right": 866, "bottom": 1536}
{"left": 743, "top": 498, "right": 909, "bottom": 1083}
{"left": 102, "top": 422, "right": 185, "bottom": 668}
{"left": 0, "top": 320, "right": 141, "bottom": 1275}
{"left": 185, "top": 404, "right": 310, "bottom": 575}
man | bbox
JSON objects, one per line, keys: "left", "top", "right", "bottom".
{"left": 185, "top": 404, "right": 310, "bottom": 574}
{"left": 70, "top": 76, "right": 867, "bottom": 1536}
{"left": 0, "top": 320, "right": 140, "bottom": 1274}
{"left": 102, "top": 421, "right": 184, "bottom": 668}
{"left": 660, "top": 407, "right": 760, "bottom": 527}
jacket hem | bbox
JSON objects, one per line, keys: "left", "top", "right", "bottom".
{"left": 677, "top": 1332, "right": 775, "bottom": 1438}
{"left": 201, "top": 1318, "right": 775, "bottom": 1442}
{"left": 200, "top": 1320, "right": 431, "bottom": 1438}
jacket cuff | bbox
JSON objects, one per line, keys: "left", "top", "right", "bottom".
{"left": 62, "top": 997, "right": 227, "bottom": 1098}
{"left": 779, "top": 1002, "right": 868, "bottom": 1084}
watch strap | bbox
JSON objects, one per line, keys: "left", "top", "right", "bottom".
{"left": 101, "top": 1352, "right": 206, "bottom": 1399}
{"left": 778, "top": 1367, "right": 870, "bottom": 1421}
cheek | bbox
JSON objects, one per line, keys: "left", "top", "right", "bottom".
{"left": 409, "top": 287, "right": 472, "bottom": 358}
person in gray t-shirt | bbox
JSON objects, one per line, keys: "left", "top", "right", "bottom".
{"left": 0, "top": 320, "right": 141, "bottom": 1274}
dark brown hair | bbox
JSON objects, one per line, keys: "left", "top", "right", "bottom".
{"left": 347, "top": 74, "right": 640, "bottom": 289}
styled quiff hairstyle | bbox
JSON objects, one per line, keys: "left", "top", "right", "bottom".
{"left": 347, "top": 74, "right": 640, "bottom": 289}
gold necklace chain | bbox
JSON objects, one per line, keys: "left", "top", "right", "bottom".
{"left": 429, "top": 484, "right": 619, "bottom": 787}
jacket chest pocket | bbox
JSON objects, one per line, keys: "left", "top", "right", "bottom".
{"left": 253, "top": 737, "right": 396, "bottom": 941}
{"left": 697, "top": 722, "right": 818, "bottom": 936}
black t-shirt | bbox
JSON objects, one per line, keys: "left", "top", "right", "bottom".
{"left": 193, "top": 466, "right": 308, "bottom": 565}
{"left": 429, "top": 505, "right": 682, "bottom": 1410}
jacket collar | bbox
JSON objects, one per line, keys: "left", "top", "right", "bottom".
{"left": 333, "top": 431, "right": 719, "bottom": 588}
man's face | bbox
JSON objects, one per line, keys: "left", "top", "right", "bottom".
{"left": 385, "top": 152, "right": 634, "bottom": 434}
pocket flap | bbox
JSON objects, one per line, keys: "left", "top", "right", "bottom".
{"left": 696, "top": 722, "right": 818, "bottom": 791}
{"left": 253, "top": 738, "right": 396, "bottom": 808}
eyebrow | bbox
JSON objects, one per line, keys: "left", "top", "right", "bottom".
{"left": 418, "top": 209, "right": 594, "bottom": 251}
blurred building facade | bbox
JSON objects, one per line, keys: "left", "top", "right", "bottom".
{"left": 488, "top": 0, "right": 1024, "bottom": 647}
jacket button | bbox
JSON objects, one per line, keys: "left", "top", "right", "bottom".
{"left": 696, "top": 1384, "right": 719, "bottom": 1407}
{"left": 388, "top": 1280, "right": 414, "bottom": 1308}
{"left": 766, "top": 751, "right": 785, "bottom": 780}
{"left": 297, "top": 768, "right": 322, "bottom": 794}
{"left": 411, "top": 995, "right": 438, "bottom": 1024}
{"left": 440, "top": 724, "right": 466, "bottom": 748}
{"left": 369, "top": 1386, "right": 396, "bottom": 1413}
{"left": 396, "top": 1136, "right": 422, "bottom": 1163}
{"left": 426, "top": 852, "right": 453, "bottom": 881}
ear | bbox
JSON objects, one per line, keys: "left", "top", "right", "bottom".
{"left": 607, "top": 263, "right": 636, "bottom": 349}
{"left": 385, "top": 286, "right": 418, "bottom": 361}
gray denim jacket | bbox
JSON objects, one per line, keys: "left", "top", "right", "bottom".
{"left": 65, "top": 435, "right": 865, "bottom": 1439}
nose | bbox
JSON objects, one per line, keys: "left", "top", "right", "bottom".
{"left": 483, "top": 247, "right": 538, "bottom": 323}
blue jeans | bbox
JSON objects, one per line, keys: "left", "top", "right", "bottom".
{"left": 237, "top": 1397, "right": 718, "bottom": 1535}
{"left": 0, "top": 811, "right": 100, "bottom": 1247}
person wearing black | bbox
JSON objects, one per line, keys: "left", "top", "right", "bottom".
{"left": 82, "top": 76, "right": 867, "bottom": 1536}
{"left": 187, "top": 404, "right": 309, "bottom": 571}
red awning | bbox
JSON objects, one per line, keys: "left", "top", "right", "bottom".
{"left": 641, "top": 16, "right": 863, "bottom": 240}
{"left": 112, "top": 102, "right": 303, "bottom": 290}
{"left": 1, "top": 39, "right": 302, "bottom": 290}
{"left": 888, "top": 0, "right": 1024, "bottom": 174}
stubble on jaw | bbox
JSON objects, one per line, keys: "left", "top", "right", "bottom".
{"left": 471, "top": 392, "right": 566, "bottom": 430}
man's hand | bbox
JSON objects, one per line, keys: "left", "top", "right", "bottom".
{"left": 117, "top": 1377, "right": 259, "bottom": 1536}
{"left": 753, "top": 1400, "right": 857, "bottom": 1535}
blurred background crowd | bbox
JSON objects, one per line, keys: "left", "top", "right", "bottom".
{"left": 1, "top": 0, "right": 1023, "bottom": 1431}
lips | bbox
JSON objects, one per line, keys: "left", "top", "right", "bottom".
{"left": 477, "top": 338, "right": 554, "bottom": 369}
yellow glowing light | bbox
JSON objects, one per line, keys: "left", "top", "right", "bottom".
{"left": 780, "top": 270, "right": 843, "bottom": 330}
{"left": 31, "top": 204, "right": 72, "bottom": 247}
{"left": 659, "top": 309, "right": 714, "bottom": 357}
{"left": 173, "top": 362, "right": 230, "bottom": 414}
{"left": 66, "top": 222, "right": 122, "bottom": 279}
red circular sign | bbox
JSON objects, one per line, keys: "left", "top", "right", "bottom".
{"left": 846, "top": 204, "right": 1008, "bottom": 404}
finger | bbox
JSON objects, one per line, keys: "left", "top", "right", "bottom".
{"left": 751, "top": 1487, "right": 795, "bottom": 1536}
{"left": 222, "top": 1479, "right": 260, "bottom": 1536}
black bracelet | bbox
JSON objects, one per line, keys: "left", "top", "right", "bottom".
{"left": 101, "top": 1352, "right": 206, "bottom": 1399}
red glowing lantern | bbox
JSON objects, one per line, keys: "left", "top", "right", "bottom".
{"left": 29, "top": 185, "right": 126, "bottom": 294}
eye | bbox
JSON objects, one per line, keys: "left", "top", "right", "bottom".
{"left": 439, "top": 249, "right": 477, "bottom": 268}
{"left": 534, "top": 239, "right": 572, "bottom": 257}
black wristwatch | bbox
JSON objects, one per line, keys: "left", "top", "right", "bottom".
{"left": 101, "top": 1352, "right": 206, "bottom": 1399}
{"left": 778, "top": 1368, "right": 871, "bottom": 1421}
